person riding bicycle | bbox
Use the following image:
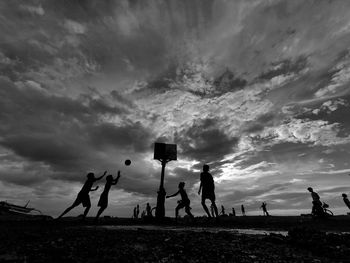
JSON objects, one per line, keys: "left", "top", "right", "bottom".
{"left": 307, "top": 187, "right": 323, "bottom": 216}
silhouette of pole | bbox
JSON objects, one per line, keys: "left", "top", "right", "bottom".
{"left": 156, "top": 160, "right": 167, "bottom": 219}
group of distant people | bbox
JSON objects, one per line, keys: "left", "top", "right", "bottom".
{"left": 132, "top": 203, "right": 152, "bottom": 219}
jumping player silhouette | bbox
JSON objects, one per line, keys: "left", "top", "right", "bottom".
{"left": 95, "top": 171, "right": 121, "bottom": 221}
{"left": 57, "top": 171, "right": 106, "bottom": 219}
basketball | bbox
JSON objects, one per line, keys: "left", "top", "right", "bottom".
{"left": 125, "top": 159, "right": 131, "bottom": 166}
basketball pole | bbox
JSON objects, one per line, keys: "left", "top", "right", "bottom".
{"left": 155, "top": 159, "right": 168, "bottom": 219}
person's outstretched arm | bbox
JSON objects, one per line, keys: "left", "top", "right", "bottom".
{"left": 166, "top": 191, "right": 179, "bottom": 199}
{"left": 112, "top": 171, "right": 121, "bottom": 185}
{"left": 95, "top": 171, "right": 107, "bottom": 181}
{"left": 90, "top": 186, "right": 99, "bottom": 191}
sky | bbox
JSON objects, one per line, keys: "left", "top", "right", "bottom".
{"left": 1, "top": 0, "right": 350, "bottom": 217}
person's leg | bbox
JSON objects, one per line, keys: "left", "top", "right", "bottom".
{"left": 95, "top": 206, "right": 106, "bottom": 220}
{"left": 175, "top": 206, "right": 180, "bottom": 220}
{"left": 201, "top": 198, "right": 212, "bottom": 217}
{"left": 83, "top": 204, "right": 91, "bottom": 218}
{"left": 57, "top": 204, "right": 76, "bottom": 219}
{"left": 57, "top": 198, "right": 80, "bottom": 219}
{"left": 211, "top": 200, "right": 219, "bottom": 217}
{"left": 185, "top": 206, "right": 194, "bottom": 219}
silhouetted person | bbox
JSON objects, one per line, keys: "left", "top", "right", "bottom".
{"left": 57, "top": 171, "right": 106, "bottom": 219}
{"left": 342, "top": 193, "right": 350, "bottom": 210}
{"left": 133, "top": 206, "right": 137, "bottom": 219}
{"left": 95, "top": 172, "right": 121, "bottom": 222}
{"left": 198, "top": 164, "right": 218, "bottom": 218}
{"left": 241, "top": 204, "right": 246, "bottom": 216}
{"left": 220, "top": 205, "right": 226, "bottom": 216}
{"left": 146, "top": 203, "right": 153, "bottom": 217}
{"left": 166, "top": 182, "right": 194, "bottom": 221}
{"left": 210, "top": 204, "right": 215, "bottom": 217}
{"left": 136, "top": 204, "right": 140, "bottom": 218}
{"left": 308, "top": 187, "right": 323, "bottom": 216}
{"left": 231, "top": 207, "right": 236, "bottom": 217}
{"left": 261, "top": 202, "right": 269, "bottom": 216}
{"left": 141, "top": 210, "right": 146, "bottom": 218}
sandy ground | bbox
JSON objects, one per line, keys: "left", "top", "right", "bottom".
{"left": 1, "top": 217, "right": 350, "bottom": 262}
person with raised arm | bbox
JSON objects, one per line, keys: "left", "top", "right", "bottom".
{"left": 57, "top": 171, "right": 106, "bottom": 219}
{"left": 95, "top": 171, "right": 121, "bottom": 222}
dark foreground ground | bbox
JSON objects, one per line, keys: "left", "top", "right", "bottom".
{"left": 1, "top": 216, "right": 350, "bottom": 262}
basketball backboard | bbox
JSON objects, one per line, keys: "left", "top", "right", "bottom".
{"left": 154, "top": 142, "right": 177, "bottom": 160}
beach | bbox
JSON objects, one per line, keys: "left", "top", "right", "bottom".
{"left": 1, "top": 216, "right": 350, "bottom": 262}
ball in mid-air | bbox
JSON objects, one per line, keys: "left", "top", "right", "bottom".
{"left": 125, "top": 159, "right": 131, "bottom": 166}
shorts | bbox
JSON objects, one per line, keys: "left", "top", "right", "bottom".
{"left": 177, "top": 199, "right": 191, "bottom": 210}
{"left": 202, "top": 191, "right": 216, "bottom": 202}
{"left": 73, "top": 193, "right": 91, "bottom": 207}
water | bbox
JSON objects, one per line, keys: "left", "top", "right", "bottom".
{"left": 97, "top": 225, "right": 288, "bottom": 236}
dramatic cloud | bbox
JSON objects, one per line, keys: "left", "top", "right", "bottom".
{"left": 1, "top": 0, "right": 350, "bottom": 217}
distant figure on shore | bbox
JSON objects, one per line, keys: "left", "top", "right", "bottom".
{"left": 136, "top": 204, "right": 140, "bottom": 218}
{"left": 57, "top": 171, "right": 106, "bottom": 219}
{"left": 307, "top": 187, "right": 323, "bottom": 216}
{"left": 342, "top": 193, "right": 350, "bottom": 210}
{"left": 95, "top": 172, "right": 121, "bottom": 222}
{"left": 241, "top": 204, "right": 246, "bottom": 216}
{"left": 166, "top": 182, "right": 194, "bottom": 221}
{"left": 141, "top": 210, "right": 146, "bottom": 218}
{"left": 220, "top": 205, "right": 226, "bottom": 216}
{"left": 146, "top": 203, "right": 153, "bottom": 217}
{"left": 198, "top": 164, "right": 218, "bottom": 218}
{"left": 230, "top": 207, "right": 236, "bottom": 217}
{"left": 133, "top": 204, "right": 140, "bottom": 219}
{"left": 261, "top": 202, "right": 269, "bottom": 216}
{"left": 210, "top": 204, "right": 215, "bottom": 217}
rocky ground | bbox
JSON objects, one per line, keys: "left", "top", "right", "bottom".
{"left": 1, "top": 221, "right": 350, "bottom": 262}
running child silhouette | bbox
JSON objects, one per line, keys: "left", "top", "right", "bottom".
{"left": 95, "top": 171, "right": 121, "bottom": 221}
{"left": 57, "top": 171, "right": 106, "bottom": 219}
{"left": 198, "top": 164, "right": 218, "bottom": 218}
{"left": 166, "top": 182, "right": 194, "bottom": 221}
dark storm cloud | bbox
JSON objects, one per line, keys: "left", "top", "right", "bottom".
{"left": 89, "top": 122, "right": 153, "bottom": 152}
{"left": 0, "top": 77, "right": 153, "bottom": 179}
{"left": 175, "top": 118, "right": 239, "bottom": 163}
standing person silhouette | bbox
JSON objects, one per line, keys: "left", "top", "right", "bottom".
{"left": 241, "top": 204, "right": 246, "bottom": 216}
{"left": 220, "top": 205, "right": 226, "bottom": 216}
{"left": 95, "top": 171, "right": 121, "bottom": 222}
{"left": 261, "top": 202, "right": 269, "bottom": 216}
{"left": 198, "top": 164, "right": 218, "bottom": 218}
{"left": 57, "top": 171, "right": 106, "bottom": 219}
{"left": 146, "top": 203, "right": 153, "bottom": 217}
{"left": 136, "top": 204, "right": 140, "bottom": 219}
{"left": 231, "top": 207, "right": 236, "bottom": 216}
{"left": 210, "top": 204, "right": 215, "bottom": 217}
{"left": 166, "top": 182, "right": 194, "bottom": 221}
{"left": 342, "top": 193, "right": 350, "bottom": 210}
